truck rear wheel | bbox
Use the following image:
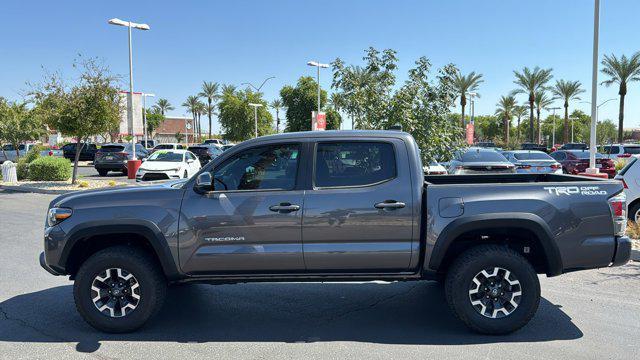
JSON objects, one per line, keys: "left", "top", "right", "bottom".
{"left": 73, "top": 246, "right": 166, "bottom": 333}
{"left": 444, "top": 245, "right": 540, "bottom": 335}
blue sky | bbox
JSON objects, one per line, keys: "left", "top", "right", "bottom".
{"left": 2, "top": 0, "right": 640, "bottom": 133}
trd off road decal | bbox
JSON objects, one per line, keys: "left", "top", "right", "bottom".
{"left": 543, "top": 186, "right": 606, "bottom": 196}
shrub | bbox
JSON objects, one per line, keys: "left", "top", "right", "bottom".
{"left": 615, "top": 159, "right": 626, "bottom": 172}
{"left": 29, "top": 157, "right": 71, "bottom": 181}
{"left": 78, "top": 180, "right": 89, "bottom": 188}
{"left": 627, "top": 221, "right": 640, "bottom": 240}
{"left": 16, "top": 158, "right": 30, "bottom": 180}
{"left": 108, "top": 180, "right": 116, "bottom": 187}
{"left": 24, "top": 145, "right": 43, "bottom": 163}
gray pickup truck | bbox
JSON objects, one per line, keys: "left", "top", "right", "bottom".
{"left": 40, "top": 130, "right": 632, "bottom": 334}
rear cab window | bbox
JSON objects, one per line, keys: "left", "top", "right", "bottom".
{"left": 99, "top": 145, "right": 125, "bottom": 153}
{"left": 314, "top": 141, "right": 396, "bottom": 188}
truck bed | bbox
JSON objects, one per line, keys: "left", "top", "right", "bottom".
{"left": 425, "top": 173, "right": 611, "bottom": 185}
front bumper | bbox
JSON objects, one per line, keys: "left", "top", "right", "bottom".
{"left": 612, "top": 236, "right": 632, "bottom": 267}
{"left": 40, "top": 251, "right": 63, "bottom": 276}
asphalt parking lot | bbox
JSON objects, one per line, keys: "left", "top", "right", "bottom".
{"left": 0, "top": 190, "right": 639, "bottom": 359}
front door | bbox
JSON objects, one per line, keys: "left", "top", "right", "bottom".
{"left": 302, "top": 140, "right": 415, "bottom": 272}
{"left": 179, "top": 143, "right": 305, "bottom": 274}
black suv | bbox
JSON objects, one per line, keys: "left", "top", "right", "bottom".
{"left": 187, "top": 144, "right": 223, "bottom": 165}
{"left": 94, "top": 143, "right": 149, "bottom": 176}
{"left": 62, "top": 143, "right": 98, "bottom": 161}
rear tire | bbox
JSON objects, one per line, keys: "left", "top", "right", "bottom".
{"left": 73, "top": 246, "right": 167, "bottom": 333}
{"left": 97, "top": 169, "right": 108, "bottom": 177}
{"left": 628, "top": 202, "right": 640, "bottom": 223}
{"left": 445, "top": 245, "right": 540, "bottom": 335}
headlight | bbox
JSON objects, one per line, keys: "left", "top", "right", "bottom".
{"left": 47, "top": 208, "right": 72, "bottom": 227}
{"left": 166, "top": 168, "right": 180, "bottom": 172}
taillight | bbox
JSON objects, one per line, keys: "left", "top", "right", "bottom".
{"left": 608, "top": 193, "right": 627, "bottom": 236}
{"left": 517, "top": 165, "right": 531, "bottom": 169}
{"left": 618, "top": 153, "right": 631, "bottom": 158}
{"left": 622, "top": 179, "right": 629, "bottom": 189}
{"left": 550, "top": 163, "right": 561, "bottom": 169}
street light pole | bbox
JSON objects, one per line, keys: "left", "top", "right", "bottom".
{"left": 249, "top": 103, "right": 263, "bottom": 138}
{"left": 108, "top": 18, "right": 149, "bottom": 164}
{"left": 241, "top": 77, "right": 275, "bottom": 93}
{"left": 587, "top": 0, "right": 600, "bottom": 173}
{"left": 142, "top": 93, "right": 155, "bottom": 148}
{"left": 307, "top": 61, "right": 330, "bottom": 116}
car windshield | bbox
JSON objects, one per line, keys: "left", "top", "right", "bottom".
{"left": 513, "top": 152, "right": 552, "bottom": 160}
{"left": 99, "top": 145, "right": 125, "bottom": 153}
{"left": 147, "top": 151, "right": 183, "bottom": 162}
{"left": 569, "top": 151, "right": 603, "bottom": 159}
{"left": 461, "top": 150, "right": 508, "bottom": 162}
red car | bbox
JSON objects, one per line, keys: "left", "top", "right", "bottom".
{"left": 549, "top": 150, "right": 616, "bottom": 178}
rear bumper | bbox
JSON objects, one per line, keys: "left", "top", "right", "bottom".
{"left": 612, "top": 236, "right": 632, "bottom": 267}
{"left": 94, "top": 163, "right": 127, "bottom": 171}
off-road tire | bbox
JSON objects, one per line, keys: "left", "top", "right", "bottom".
{"left": 73, "top": 246, "right": 167, "bottom": 333}
{"left": 444, "top": 245, "right": 540, "bottom": 335}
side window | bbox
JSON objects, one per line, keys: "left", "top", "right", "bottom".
{"left": 315, "top": 142, "right": 396, "bottom": 188}
{"left": 551, "top": 152, "right": 565, "bottom": 160}
{"left": 603, "top": 146, "right": 612, "bottom": 154}
{"left": 212, "top": 144, "right": 300, "bottom": 191}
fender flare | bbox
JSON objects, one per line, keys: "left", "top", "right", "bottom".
{"left": 60, "top": 220, "right": 181, "bottom": 280}
{"left": 428, "top": 213, "right": 563, "bottom": 276}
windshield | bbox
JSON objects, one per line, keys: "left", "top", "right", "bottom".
{"left": 624, "top": 146, "right": 640, "bottom": 154}
{"left": 513, "top": 152, "right": 552, "bottom": 160}
{"left": 154, "top": 144, "right": 175, "bottom": 150}
{"left": 461, "top": 150, "right": 508, "bottom": 162}
{"left": 147, "top": 151, "right": 183, "bottom": 162}
{"left": 99, "top": 145, "right": 125, "bottom": 153}
{"left": 569, "top": 151, "right": 603, "bottom": 159}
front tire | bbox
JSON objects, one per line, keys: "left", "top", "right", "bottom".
{"left": 73, "top": 246, "right": 167, "bottom": 333}
{"left": 445, "top": 245, "right": 540, "bottom": 335}
{"left": 97, "top": 169, "right": 108, "bottom": 177}
{"left": 628, "top": 202, "right": 640, "bottom": 222}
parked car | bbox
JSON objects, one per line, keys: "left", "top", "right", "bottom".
{"left": 0, "top": 143, "right": 62, "bottom": 163}
{"left": 521, "top": 143, "right": 547, "bottom": 153}
{"left": 549, "top": 150, "right": 616, "bottom": 178}
{"left": 139, "top": 139, "right": 157, "bottom": 149}
{"left": 501, "top": 150, "right": 562, "bottom": 174}
{"left": 614, "top": 156, "right": 640, "bottom": 221}
{"left": 560, "top": 143, "right": 587, "bottom": 150}
{"left": 203, "top": 139, "right": 225, "bottom": 147}
{"left": 136, "top": 150, "right": 201, "bottom": 182}
{"left": 447, "top": 148, "right": 515, "bottom": 174}
{"left": 475, "top": 141, "right": 502, "bottom": 151}
{"left": 187, "top": 144, "right": 223, "bottom": 166}
{"left": 424, "top": 161, "right": 447, "bottom": 175}
{"left": 40, "top": 130, "right": 631, "bottom": 334}
{"left": 62, "top": 143, "right": 98, "bottom": 161}
{"left": 94, "top": 143, "right": 149, "bottom": 176}
{"left": 600, "top": 143, "right": 640, "bottom": 160}
{"left": 149, "top": 143, "right": 185, "bottom": 154}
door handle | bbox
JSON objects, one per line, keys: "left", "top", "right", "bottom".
{"left": 374, "top": 200, "right": 406, "bottom": 210}
{"left": 269, "top": 203, "right": 300, "bottom": 213}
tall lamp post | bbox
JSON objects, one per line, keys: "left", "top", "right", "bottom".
{"left": 587, "top": 0, "right": 600, "bottom": 173}
{"left": 466, "top": 92, "right": 477, "bottom": 125}
{"left": 249, "top": 103, "right": 263, "bottom": 138}
{"left": 142, "top": 93, "right": 155, "bottom": 148}
{"left": 307, "top": 61, "right": 330, "bottom": 116}
{"left": 108, "top": 17, "right": 149, "bottom": 177}
{"left": 580, "top": 98, "right": 617, "bottom": 123}
{"left": 242, "top": 77, "right": 275, "bottom": 92}
{"left": 549, "top": 107, "right": 562, "bottom": 147}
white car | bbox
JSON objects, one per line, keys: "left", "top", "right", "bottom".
{"left": 601, "top": 144, "right": 640, "bottom": 161}
{"left": 614, "top": 155, "right": 640, "bottom": 221}
{"left": 424, "top": 161, "right": 447, "bottom": 175}
{"left": 136, "top": 150, "right": 201, "bottom": 182}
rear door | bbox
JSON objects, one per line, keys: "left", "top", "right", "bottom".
{"left": 302, "top": 139, "right": 414, "bottom": 272}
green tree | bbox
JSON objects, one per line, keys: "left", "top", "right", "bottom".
{"left": 198, "top": 81, "right": 220, "bottom": 138}
{"left": 0, "top": 101, "right": 44, "bottom": 158}
{"left": 174, "top": 131, "right": 184, "bottom": 143}
{"left": 182, "top": 95, "right": 200, "bottom": 143}
{"left": 597, "top": 119, "right": 617, "bottom": 144}
{"left": 332, "top": 47, "right": 398, "bottom": 129}
{"left": 513, "top": 66, "right": 553, "bottom": 143}
{"left": 472, "top": 115, "right": 501, "bottom": 141}
{"left": 270, "top": 99, "right": 283, "bottom": 132}
{"left": 218, "top": 87, "right": 273, "bottom": 141}
{"left": 31, "top": 58, "right": 121, "bottom": 184}
{"left": 495, "top": 95, "right": 516, "bottom": 145}
{"left": 452, "top": 71, "right": 483, "bottom": 129}
{"left": 600, "top": 52, "right": 640, "bottom": 142}
{"left": 513, "top": 105, "right": 528, "bottom": 144}
{"left": 550, "top": 80, "right": 584, "bottom": 144}
{"left": 153, "top": 98, "right": 174, "bottom": 115}
{"left": 280, "top": 76, "right": 328, "bottom": 132}
{"left": 145, "top": 108, "right": 164, "bottom": 136}
{"left": 534, "top": 90, "right": 554, "bottom": 143}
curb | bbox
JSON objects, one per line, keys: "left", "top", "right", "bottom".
{"left": 0, "top": 184, "right": 73, "bottom": 195}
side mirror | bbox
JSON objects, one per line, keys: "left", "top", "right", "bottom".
{"left": 194, "top": 172, "right": 213, "bottom": 193}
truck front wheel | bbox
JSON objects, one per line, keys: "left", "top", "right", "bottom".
{"left": 444, "top": 245, "right": 540, "bottom": 335}
{"left": 73, "top": 246, "right": 167, "bottom": 333}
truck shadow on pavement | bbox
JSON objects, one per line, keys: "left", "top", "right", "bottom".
{"left": 0, "top": 281, "right": 582, "bottom": 353}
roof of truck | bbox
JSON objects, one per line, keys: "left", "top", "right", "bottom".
{"left": 245, "top": 130, "right": 412, "bottom": 143}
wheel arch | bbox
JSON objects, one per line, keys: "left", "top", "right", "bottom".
{"left": 61, "top": 221, "right": 181, "bottom": 280}
{"left": 428, "top": 214, "right": 563, "bottom": 277}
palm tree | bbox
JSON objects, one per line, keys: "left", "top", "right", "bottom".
{"left": 495, "top": 95, "right": 516, "bottom": 145}
{"left": 153, "top": 98, "right": 174, "bottom": 115}
{"left": 513, "top": 66, "right": 553, "bottom": 143}
{"left": 198, "top": 81, "right": 220, "bottom": 139}
{"left": 182, "top": 95, "right": 200, "bottom": 143}
{"left": 270, "top": 99, "right": 283, "bottom": 133}
{"left": 534, "top": 90, "right": 554, "bottom": 144}
{"left": 600, "top": 52, "right": 640, "bottom": 142}
{"left": 513, "top": 105, "right": 528, "bottom": 144}
{"left": 452, "top": 71, "right": 483, "bottom": 129}
{"left": 550, "top": 80, "right": 584, "bottom": 144}
{"left": 195, "top": 100, "right": 206, "bottom": 142}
